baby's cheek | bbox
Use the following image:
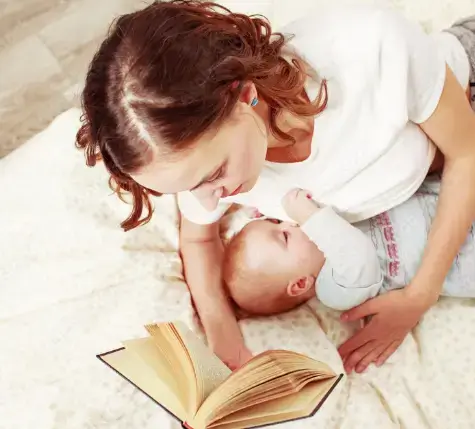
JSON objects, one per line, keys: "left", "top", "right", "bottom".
{"left": 291, "top": 244, "right": 312, "bottom": 265}
{"left": 298, "top": 241, "right": 323, "bottom": 267}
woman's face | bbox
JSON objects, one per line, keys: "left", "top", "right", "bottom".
{"left": 132, "top": 99, "right": 268, "bottom": 211}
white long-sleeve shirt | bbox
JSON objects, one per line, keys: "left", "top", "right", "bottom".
{"left": 177, "top": 3, "right": 469, "bottom": 226}
{"left": 301, "top": 206, "right": 383, "bottom": 310}
{"left": 301, "top": 178, "right": 475, "bottom": 310}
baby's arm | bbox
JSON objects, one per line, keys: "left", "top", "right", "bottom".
{"left": 282, "top": 189, "right": 383, "bottom": 310}
{"left": 302, "top": 206, "right": 383, "bottom": 310}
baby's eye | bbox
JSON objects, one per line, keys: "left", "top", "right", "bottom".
{"left": 282, "top": 231, "right": 289, "bottom": 243}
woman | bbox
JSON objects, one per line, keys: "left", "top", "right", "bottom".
{"left": 76, "top": 1, "right": 475, "bottom": 372}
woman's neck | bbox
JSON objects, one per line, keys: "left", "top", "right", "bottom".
{"left": 255, "top": 99, "right": 313, "bottom": 149}
{"left": 263, "top": 110, "right": 315, "bottom": 163}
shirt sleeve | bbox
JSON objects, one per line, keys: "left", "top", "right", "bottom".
{"left": 176, "top": 191, "right": 232, "bottom": 225}
{"left": 375, "top": 7, "right": 447, "bottom": 124}
{"left": 301, "top": 207, "right": 383, "bottom": 310}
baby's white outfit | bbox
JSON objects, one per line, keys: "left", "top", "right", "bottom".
{"left": 302, "top": 177, "right": 475, "bottom": 310}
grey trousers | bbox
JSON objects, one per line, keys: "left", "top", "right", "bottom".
{"left": 446, "top": 16, "right": 475, "bottom": 107}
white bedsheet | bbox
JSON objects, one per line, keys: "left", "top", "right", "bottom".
{"left": 2, "top": 1, "right": 475, "bottom": 427}
{"left": 2, "top": 106, "right": 474, "bottom": 429}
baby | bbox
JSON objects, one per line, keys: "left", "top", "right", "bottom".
{"left": 224, "top": 177, "right": 475, "bottom": 316}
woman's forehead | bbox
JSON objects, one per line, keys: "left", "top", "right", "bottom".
{"left": 132, "top": 139, "right": 225, "bottom": 193}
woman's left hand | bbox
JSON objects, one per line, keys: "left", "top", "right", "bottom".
{"left": 338, "top": 288, "right": 433, "bottom": 373}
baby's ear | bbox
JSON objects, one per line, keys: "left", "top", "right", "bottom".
{"left": 286, "top": 275, "right": 316, "bottom": 297}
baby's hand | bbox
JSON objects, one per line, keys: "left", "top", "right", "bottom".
{"left": 282, "top": 188, "right": 320, "bottom": 224}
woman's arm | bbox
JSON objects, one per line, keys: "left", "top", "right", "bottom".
{"left": 338, "top": 66, "right": 475, "bottom": 373}
{"left": 410, "top": 65, "right": 475, "bottom": 302}
{"left": 180, "top": 216, "right": 251, "bottom": 369}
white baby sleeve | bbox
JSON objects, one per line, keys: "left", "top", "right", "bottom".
{"left": 301, "top": 207, "right": 383, "bottom": 310}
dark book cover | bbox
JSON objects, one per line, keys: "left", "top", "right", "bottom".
{"left": 97, "top": 348, "right": 344, "bottom": 429}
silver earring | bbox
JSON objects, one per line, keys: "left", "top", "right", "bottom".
{"left": 250, "top": 97, "right": 259, "bottom": 107}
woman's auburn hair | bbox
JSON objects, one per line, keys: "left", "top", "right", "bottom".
{"left": 76, "top": 0, "right": 327, "bottom": 231}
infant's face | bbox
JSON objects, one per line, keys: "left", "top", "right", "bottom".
{"left": 241, "top": 219, "right": 323, "bottom": 285}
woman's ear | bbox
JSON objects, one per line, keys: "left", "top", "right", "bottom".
{"left": 286, "top": 275, "right": 316, "bottom": 297}
{"left": 239, "top": 81, "right": 257, "bottom": 105}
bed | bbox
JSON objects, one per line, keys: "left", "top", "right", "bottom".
{"left": 1, "top": 1, "right": 475, "bottom": 428}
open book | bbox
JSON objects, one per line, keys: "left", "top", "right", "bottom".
{"left": 98, "top": 322, "right": 343, "bottom": 429}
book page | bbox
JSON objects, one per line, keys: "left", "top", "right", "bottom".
{"left": 194, "top": 350, "right": 336, "bottom": 426}
{"left": 209, "top": 378, "right": 337, "bottom": 429}
{"left": 174, "top": 322, "right": 232, "bottom": 409}
{"left": 122, "top": 337, "right": 184, "bottom": 403}
{"left": 146, "top": 323, "right": 196, "bottom": 413}
{"left": 99, "top": 345, "right": 187, "bottom": 421}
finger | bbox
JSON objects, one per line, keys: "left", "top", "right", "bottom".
{"left": 342, "top": 340, "right": 377, "bottom": 373}
{"left": 284, "top": 188, "right": 300, "bottom": 199}
{"left": 250, "top": 208, "right": 263, "bottom": 219}
{"left": 340, "top": 298, "right": 379, "bottom": 322}
{"left": 295, "top": 188, "right": 313, "bottom": 200}
{"left": 243, "top": 207, "right": 258, "bottom": 218}
{"left": 355, "top": 343, "right": 388, "bottom": 373}
{"left": 376, "top": 340, "right": 402, "bottom": 367}
{"left": 338, "top": 324, "right": 376, "bottom": 359}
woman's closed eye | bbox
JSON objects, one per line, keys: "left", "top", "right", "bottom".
{"left": 205, "top": 162, "right": 227, "bottom": 184}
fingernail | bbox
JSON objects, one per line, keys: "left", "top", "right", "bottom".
{"left": 340, "top": 314, "right": 348, "bottom": 321}
{"left": 356, "top": 365, "right": 365, "bottom": 373}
